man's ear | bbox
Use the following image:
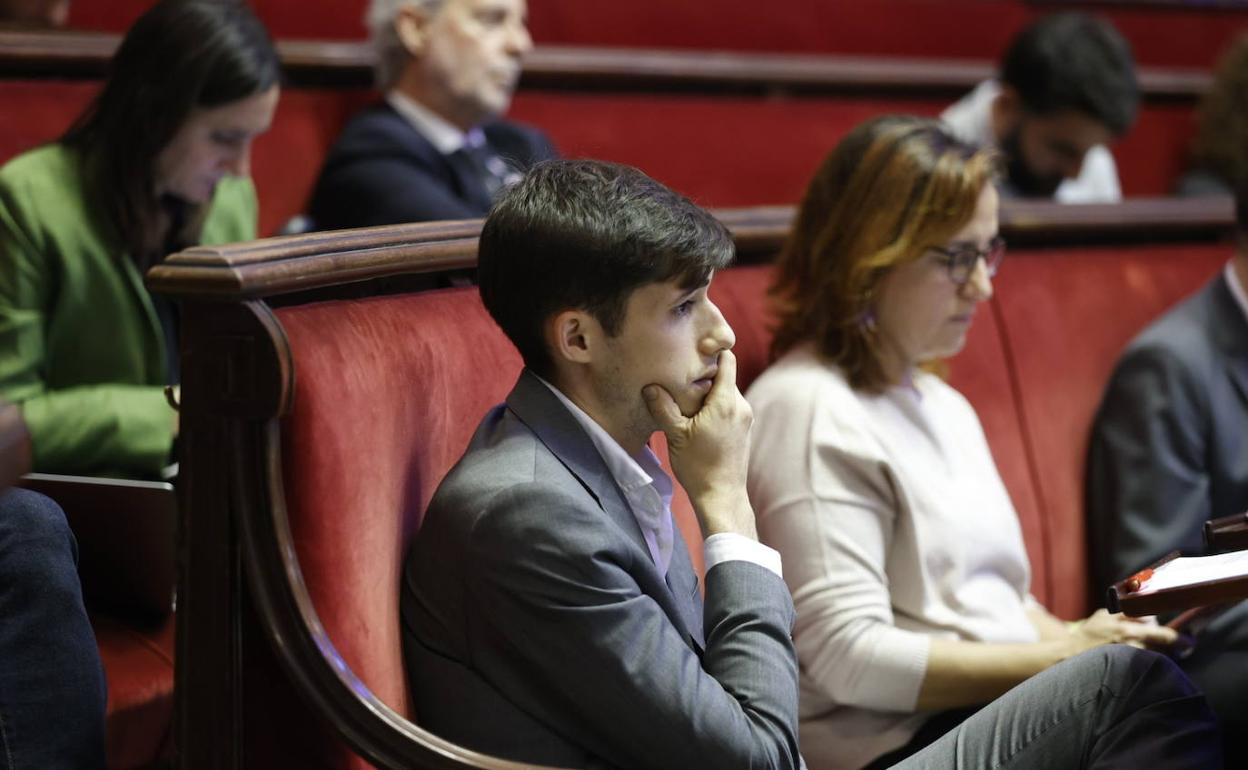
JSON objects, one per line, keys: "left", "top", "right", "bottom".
{"left": 991, "top": 85, "right": 1022, "bottom": 142}
{"left": 547, "top": 309, "right": 598, "bottom": 366}
{"left": 394, "top": 3, "right": 435, "bottom": 57}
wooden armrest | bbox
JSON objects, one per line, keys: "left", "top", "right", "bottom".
{"left": 0, "top": 402, "right": 31, "bottom": 490}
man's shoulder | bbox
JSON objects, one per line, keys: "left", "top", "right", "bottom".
{"left": 326, "top": 103, "right": 439, "bottom": 165}
{"left": 426, "top": 404, "right": 592, "bottom": 528}
{"left": 1116, "top": 279, "right": 1225, "bottom": 377}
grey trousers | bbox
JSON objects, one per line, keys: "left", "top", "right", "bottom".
{"left": 896, "top": 646, "right": 1221, "bottom": 769}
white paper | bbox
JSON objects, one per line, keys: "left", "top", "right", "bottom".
{"left": 1136, "top": 550, "right": 1248, "bottom": 594}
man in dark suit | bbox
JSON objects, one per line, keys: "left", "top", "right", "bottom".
{"left": 401, "top": 159, "right": 1220, "bottom": 769}
{"left": 1087, "top": 188, "right": 1248, "bottom": 755}
{"left": 307, "top": 0, "right": 555, "bottom": 230}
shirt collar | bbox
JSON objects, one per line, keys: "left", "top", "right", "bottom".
{"left": 943, "top": 79, "right": 1000, "bottom": 150}
{"left": 386, "top": 90, "right": 474, "bottom": 155}
{"left": 1225, "top": 260, "right": 1248, "bottom": 325}
{"left": 535, "top": 375, "right": 662, "bottom": 494}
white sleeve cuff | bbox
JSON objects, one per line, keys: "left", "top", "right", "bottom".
{"left": 704, "top": 533, "right": 783, "bottom": 578}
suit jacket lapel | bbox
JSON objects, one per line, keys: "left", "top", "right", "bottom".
{"left": 504, "top": 371, "right": 702, "bottom": 648}
{"left": 505, "top": 370, "right": 651, "bottom": 558}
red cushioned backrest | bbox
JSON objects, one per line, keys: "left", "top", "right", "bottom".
{"left": 0, "top": 79, "right": 1201, "bottom": 237}
{"left": 992, "top": 243, "right": 1229, "bottom": 619}
{"left": 71, "top": 0, "right": 1248, "bottom": 69}
{"left": 274, "top": 288, "right": 521, "bottom": 768}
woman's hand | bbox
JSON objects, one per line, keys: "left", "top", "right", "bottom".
{"left": 1065, "top": 609, "right": 1178, "bottom": 655}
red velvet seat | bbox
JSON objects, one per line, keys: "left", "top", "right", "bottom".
{"left": 92, "top": 615, "right": 175, "bottom": 769}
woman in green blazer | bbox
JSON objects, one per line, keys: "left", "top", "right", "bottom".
{"left": 0, "top": 0, "right": 280, "bottom": 476}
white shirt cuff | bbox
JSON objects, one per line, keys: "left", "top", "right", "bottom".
{"left": 704, "top": 533, "right": 783, "bottom": 578}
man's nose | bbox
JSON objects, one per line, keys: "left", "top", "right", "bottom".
{"left": 701, "top": 301, "right": 736, "bottom": 355}
{"left": 507, "top": 18, "right": 533, "bottom": 55}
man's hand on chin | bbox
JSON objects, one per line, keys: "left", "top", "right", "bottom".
{"left": 643, "top": 350, "right": 758, "bottom": 539}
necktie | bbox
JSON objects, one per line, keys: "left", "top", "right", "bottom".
{"left": 448, "top": 134, "right": 510, "bottom": 212}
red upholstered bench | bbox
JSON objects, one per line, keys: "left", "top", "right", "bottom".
{"left": 149, "top": 202, "right": 1232, "bottom": 768}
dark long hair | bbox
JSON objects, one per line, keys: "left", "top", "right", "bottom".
{"left": 62, "top": 0, "right": 279, "bottom": 268}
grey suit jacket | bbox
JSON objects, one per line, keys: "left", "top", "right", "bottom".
{"left": 401, "top": 371, "right": 800, "bottom": 769}
{"left": 1087, "top": 272, "right": 1248, "bottom": 593}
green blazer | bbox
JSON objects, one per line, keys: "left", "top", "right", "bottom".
{"left": 0, "top": 144, "right": 257, "bottom": 475}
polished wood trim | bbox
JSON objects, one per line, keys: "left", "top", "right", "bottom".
{"left": 174, "top": 299, "right": 563, "bottom": 769}
{"left": 148, "top": 198, "right": 1235, "bottom": 302}
{"left": 0, "top": 30, "right": 1211, "bottom": 98}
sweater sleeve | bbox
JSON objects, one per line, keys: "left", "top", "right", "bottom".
{"left": 750, "top": 372, "right": 931, "bottom": 713}
{"left": 0, "top": 160, "right": 174, "bottom": 475}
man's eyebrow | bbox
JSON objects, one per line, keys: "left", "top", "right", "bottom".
{"left": 672, "top": 283, "right": 705, "bottom": 302}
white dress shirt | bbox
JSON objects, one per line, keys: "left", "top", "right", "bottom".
{"left": 538, "top": 377, "right": 782, "bottom": 578}
{"left": 941, "top": 79, "right": 1122, "bottom": 204}
{"left": 387, "top": 90, "right": 469, "bottom": 154}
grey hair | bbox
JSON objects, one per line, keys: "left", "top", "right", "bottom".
{"left": 365, "top": 0, "right": 445, "bottom": 92}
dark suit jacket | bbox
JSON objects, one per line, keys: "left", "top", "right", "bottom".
{"left": 308, "top": 102, "right": 556, "bottom": 230}
{"left": 1087, "top": 271, "right": 1248, "bottom": 591}
{"left": 401, "top": 371, "right": 800, "bottom": 769}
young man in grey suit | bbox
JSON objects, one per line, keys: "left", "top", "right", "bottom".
{"left": 402, "top": 159, "right": 1220, "bottom": 769}
{"left": 1088, "top": 184, "right": 1248, "bottom": 761}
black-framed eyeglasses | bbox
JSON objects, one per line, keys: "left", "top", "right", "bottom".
{"left": 928, "top": 236, "right": 1006, "bottom": 285}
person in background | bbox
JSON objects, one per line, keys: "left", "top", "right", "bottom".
{"left": 747, "top": 116, "right": 1219, "bottom": 770}
{"left": 0, "top": 0, "right": 68, "bottom": 27}
{"left": 1177, "top": 34, "right": 1248, "bottom": 197}
{"left": 0, "top": 0, "right": 280, "bottom": 477}
{"left": 1087, "top": 179, "right": 1248, "bottom": 763}
{"left": 942, "top": 12, "right": 1137, "bottom": 202}
{"left": 0, "top": 401, "right": 105, "bottom": 770}
{"left": 307, "top": 0, "right": 555, "bottom": 230}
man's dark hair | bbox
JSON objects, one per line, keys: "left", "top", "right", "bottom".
{"left": 1001, "top": 12, "right": 1138, "bottom": 135}
{"left": 479, "top": 159, "right": 735, "bottom": 379}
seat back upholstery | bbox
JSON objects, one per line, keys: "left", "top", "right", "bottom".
{"left": 989, "top": 243, "right": 1228, "bottom": 617}
{"left": 275, "top": 287, "right": 521, "bottom": 739}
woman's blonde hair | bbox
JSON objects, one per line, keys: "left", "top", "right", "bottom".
{"left": 769, "top": 116, "right": 997, "bottom": 391}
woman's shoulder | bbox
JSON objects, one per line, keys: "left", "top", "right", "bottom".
{"left": 0, "top": 144, "right": 83, "bottom": 200}
{"left": 747, "top": 345, "right": 881, "bottom": 447}
{"left": 747, "top": 345, "right": 856, "bottom": 407}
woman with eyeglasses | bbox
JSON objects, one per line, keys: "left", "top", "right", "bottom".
{"left": 746, "top": 117, "right": 1185, "bottom": 770}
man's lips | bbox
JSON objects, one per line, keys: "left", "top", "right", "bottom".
{"left": 692, "top": 369, "right": 718, "bottom": 389}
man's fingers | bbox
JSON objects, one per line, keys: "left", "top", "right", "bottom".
{"left": 708, "top": 349, "right": 739, "bottom": 398}
{"left": 643, "top": 384, "right": 688, "bottom": 435}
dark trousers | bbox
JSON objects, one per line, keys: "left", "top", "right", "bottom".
{"left": 890, "top": 646, "right": 1221, "bottom": 769}
{"left": 0, "top": 489, "right": 106, "bottom": 769}
{"left": 1178, "top": 601, "right": 1248, "bottom": 767}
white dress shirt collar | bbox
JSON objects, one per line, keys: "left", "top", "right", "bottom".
{"left": 386, "top": 90, "right": 482, "bottom": 155}
{"left": 1226, "top": 260, "right": 1248, "bottom": 326}
{"left": 536, "top": 376, "right": 676, "bottom": 575}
